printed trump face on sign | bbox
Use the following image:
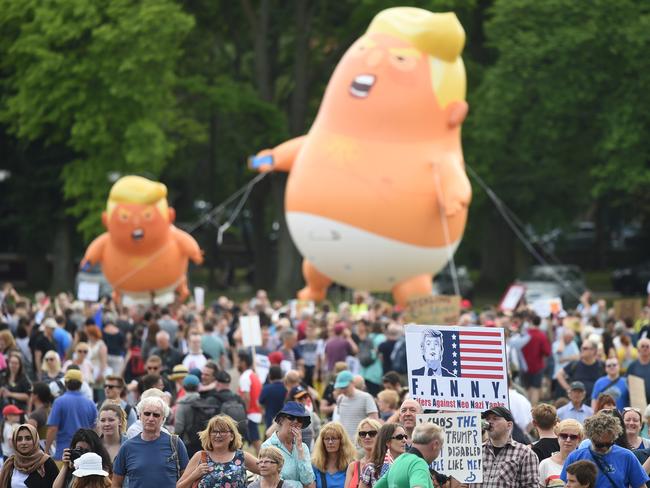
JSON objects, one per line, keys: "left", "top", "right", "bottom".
{"left": 412, "top": 329, "right": 457, "bottom": 377}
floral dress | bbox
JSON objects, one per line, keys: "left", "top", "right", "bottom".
{"left": 198, "top": 450, "right": 247, "bottom": 488}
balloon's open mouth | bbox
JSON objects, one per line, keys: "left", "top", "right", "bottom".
{"left": 132, "top": 229, "right": 144, "bottom": 241}
{"left": 349, "top": 74, "right": 376, "bottom": 98}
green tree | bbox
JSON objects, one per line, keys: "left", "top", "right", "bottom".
{"left": 0, "top": 0, "right": 195, "bottom": 242}
{"left": 464, "top": 0, "right": 650, "bottom": 286}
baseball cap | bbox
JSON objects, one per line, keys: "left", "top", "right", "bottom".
{"left": 215, "top": 370, "right": 231, "bottom": 384}
{"left": 482, "top": 406, "right": 514, "bottom": 423}
{"left": 569, "top": 381, "right": 586, "bottom": 391}
{"left": 64, "top": 369, "right": 83, "bottom": 383}
{"left": 289, "top": 385, "right": 308, "bottom": 400}
{"left": 268, "top": 351, "right": 284, "bottom": 365}
{"left": 43, "top": 318, "right": 58, "bottom": 329}
{"left": 334, "top": 322, "right": 347, "bottom": 334}
{"left": 2, "top": 404, "right": 24, "bottom": 416}
{"left": 182, "top": 374, "right": 200, "bottom": 388}
{"left": 334, "top": 371, "right": 354, "bottom": 389}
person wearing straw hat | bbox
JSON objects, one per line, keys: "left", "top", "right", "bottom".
{"left": 71, "top": 452, "right": 110, "bottom": 488}
{"left": 0, "top": 423, "right": 59, "bottom": 487}
{"left": 168, "top": 364, "right": 189, "bottom": 400}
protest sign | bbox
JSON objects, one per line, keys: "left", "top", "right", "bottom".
{"left": 405, "top": 295, "right": 461, "bottom": 325}
{"left": 255, "top": 354, "right": 270, "bottom": 383}
{"left": 194, "top": 286, "right": 205, "bottom": 310}
{"left": 77, "top": 281, "right": 100, "bottom": 302}
{"left": 531, "top": 297, "right": 563, "bottom": 318}
{"left": 614, "top": 299, "right": 643, "bottom": 321}
{"left": 417, "top": 412, "right": 482, "bottom": 483}
{"left": 498, "top": 284, "right": 526, "bottom": 312}
{"left": 406, "top": 324, "right": 509, "bottom": 411}
{"left": 240, "top": 315, "right": 262, "bottom": 347}
{"left": 629, "top": 375, "right": 648, "bottom": 412}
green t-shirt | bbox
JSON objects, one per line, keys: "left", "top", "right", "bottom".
{"left": 374, "top": 452, "right": 433, "bottom": 488}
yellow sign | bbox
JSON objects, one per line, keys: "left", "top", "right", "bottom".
{"left": 405, "top": 295, "right": 461, "bottom": 325}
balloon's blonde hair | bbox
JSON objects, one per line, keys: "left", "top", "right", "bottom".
{"left": 367, "top": 7, "right": 466, "bottom": 107}
{"left": 106, "top": 175, "right": 169, "bottom": 219}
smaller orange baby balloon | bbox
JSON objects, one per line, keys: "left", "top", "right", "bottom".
{"left": 81, "top": 176, "right": 203, "bottom": 304}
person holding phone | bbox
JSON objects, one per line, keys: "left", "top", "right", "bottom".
{"left": 261, "top": 402, "right": 315, "bottom": 487}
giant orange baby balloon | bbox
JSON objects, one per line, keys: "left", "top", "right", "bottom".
{"left": 251, "top": 7, "right": 471, "bottom": 306}
{"left": 82, "top": 176, "right": 203, "bottom": 304}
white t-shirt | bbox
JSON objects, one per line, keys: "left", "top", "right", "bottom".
{"left": 182, "top": 353, "right": 208, "bottom": 371}
{"left": 10, "top": 468, "right": 28, "bottom": 487}
{"left": 2, "top": 422, "right": 16, "bottom": 459}
{"left": 538, "top": 456, "right": 564, "bottom": 487}
{"left": 508, "top": 388, "right": 533, "bottom": 432}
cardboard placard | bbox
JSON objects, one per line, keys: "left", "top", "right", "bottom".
{"left": 240, "top": 315, "right": 262, "bottom": 347}
{"left": 417, "top": 413, "right": 483, "bottom": 483}
{"left": 194, "top": 287, "right": 205, "bottom": 310}
{"left": 77, "top": 281, "right": 100, "bottom": 302}
{"left": 406, "top": 325, "right": 509, "bottom": 411}
{"left": 405, "top": 295, "right": 461, "bottom": 325}
{"left": 498, "top": 284, "right": 526, "bottom": 312}
{"left": 614, "top": 299, "right": 643, "bottom": 322}
{"left": 255, "top": 354, "right": 270, "bottom": 383}
{"left": 629, "top": 375, "right": 648, "bottom": 412}
{"left": 531, "top": 297, "right": 563, "bottom": 318}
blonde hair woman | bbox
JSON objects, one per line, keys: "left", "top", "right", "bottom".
{"left": 248, "top": 446, "right": 302, "bottom": 488}
{"left": 344, "top": 418, "right": 382, "bottom": 488}
{"left": 539, "top": 419, "right": 583, "bottom": 487}
{"left": 40, "top": 350, "right": 64, "bottom": 395}
{"left": 176, "top": 415, "right": 259, "bottom": 488}
{"left": 312, "top": 422, "right": 356, "bottom": 488}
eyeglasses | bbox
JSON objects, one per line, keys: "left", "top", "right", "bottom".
{"left": 210, "top": 430, "right": 232, "bottom": 437}
{"left": 624, "top": 407, "right": 641, "bottom": 413}
{"left": 359, "top": 431, "right": 378, "bottom": 438}
{"left": 323, "top": 437, "right": 340, "bottom": 443}
{"left": 256, "top": 460, "right": 278, "bottom": 465}
{"left": 392, "top": 434, "right": 408, "bottom": 441}
{"left": 558, "top": 433, "right": 580, "bottom": 441}
{"left": 104, "top": 384, "right": 121, "bottom": 390}
{"left": 142, "top": 411, "right": 161, "bottom": 418}
{"left": 593, "top": 441, "right": 614, "bottom": 449}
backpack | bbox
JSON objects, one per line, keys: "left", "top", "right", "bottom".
{"left": 357, "top": 338, "right": 375, "bottom": 367}
{"left": 185, "top": 398, "right": 221, "bottom": 455}
{"left": 128, "top": 346, "right": 146, "bottom": 377}
{"left": 390, "top": 337, "right": 407, "bottom": 374}
{"left": 220, "top": 396, "right": 249, "bottom": 439}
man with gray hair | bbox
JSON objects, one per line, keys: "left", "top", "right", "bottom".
{"left": 113, "top": 395, "right": 189, "bottom": 488}
{"left": 149, "top": 330, "right": 183, "bottom": 374}
{"left": 374, "top": 422, "right": 446, "bottom": 488}
{"left": 555, "top": 338, "right": 605, "bottom": 400}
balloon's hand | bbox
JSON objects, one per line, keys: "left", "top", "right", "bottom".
{"left": 248, "top": 151, "right": 274, "bottom": 172}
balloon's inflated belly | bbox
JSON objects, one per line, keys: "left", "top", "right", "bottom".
{"left": 286, "top": 211, "right": 458, "bottom": 291}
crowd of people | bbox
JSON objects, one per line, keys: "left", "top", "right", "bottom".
{"left": 0, "top": 283, "right": 650, "bottom": 487}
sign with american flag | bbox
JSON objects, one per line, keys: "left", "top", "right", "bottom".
{"left": 406, "top": 325, "right": 509, "bottom": 411}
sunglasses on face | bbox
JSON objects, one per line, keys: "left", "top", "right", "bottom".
{"left": 558, "top": 433, "right": 580, "bottom": 441}
{"left": 359, "top": 431, "right": 378, "bottom": 438}
{"left": 104, "top": 384, "right": 121, "bottom": 390}
{"left": 142, "top": 411, "right": 161, "bottom": 418}
{"left": 392, "top": 434, "right": 408, "bottom": 440}
{"left": 594, "top": 441, "right": 614, "bottom": 449}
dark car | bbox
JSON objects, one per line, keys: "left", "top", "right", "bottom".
{"left": 434, "top": 265, "right": 474, "bottom": 299}
{"left": 612, "top": 261, "right": 650, "bottom": 295}
{"left": 518, "top": 264, "right": 586, "bottom": 309}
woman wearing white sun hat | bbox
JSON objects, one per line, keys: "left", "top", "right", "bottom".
{"left": 71, "top": 452, "right": 110, "bottom": 488}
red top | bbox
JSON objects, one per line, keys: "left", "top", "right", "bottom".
{"left": 522, "top": 328, "right": 551, "bottom": 374}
